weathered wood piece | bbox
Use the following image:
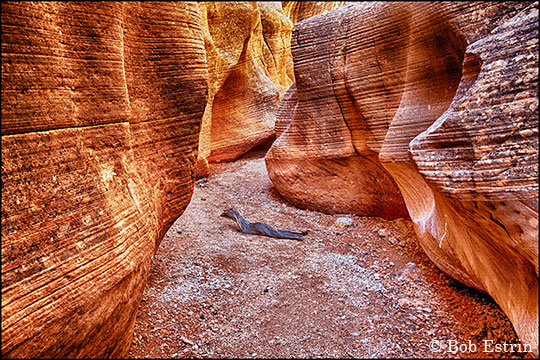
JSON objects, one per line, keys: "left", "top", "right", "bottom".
{"left": 221, "top": 208, "right": 307, "bottom": 240}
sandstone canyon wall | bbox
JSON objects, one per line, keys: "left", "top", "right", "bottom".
{"left": 195, "top": 2, "right": 294, "bottom": 175}
{"left": 266, "top": 1, "right": 538, "bottom": 352}
{"left": 282, "top": 1, "right": 348, "bottom": 25}
{"left": 195, "top": 1, "right": 349, "bottom": 176}
{"left": 1, "top": 2, "right": 207, "bottom": 358}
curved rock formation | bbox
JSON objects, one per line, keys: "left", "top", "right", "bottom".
{"left": 1, "top": 2, "right": 207, "bottom": 358}
{"left": 194, "top": 1, "right": 352, "bottom": 176}
{"left": 195, "top": 2, "right": 293, "bottom": 174}
{"left": 282, "top": 1, "right": 348, "bottom": 24}
{"left": 266, "top": 1, "right": 538, "bottom": 352}
{"left": 266, "top": 2, "right": 410, "bottom": 219}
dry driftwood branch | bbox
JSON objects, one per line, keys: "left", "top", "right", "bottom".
{"left": 220, "top": 208, "right": 308, "bottom": 240}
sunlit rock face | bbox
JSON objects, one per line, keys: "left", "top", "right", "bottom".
{"left": 194, "top": 1, "right": 350, "bottom": 175}
{"left": 266, "top": 1, "right": 538, "bottom": 352}
{"left": 282, "top": 1, "right": 348, "bottom": 24}
{"left": 1, "top": 2, "right": 207, "bottom": 358}
{"left": 194, "top": 2, "right": 293, "bottom": 174}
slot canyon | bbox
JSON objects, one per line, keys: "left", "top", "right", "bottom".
{"left": 1, "top": 1, "right": 538, "bottom": 359}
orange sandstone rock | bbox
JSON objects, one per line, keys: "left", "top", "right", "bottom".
{"left": 282, "top": 1, "right": 348, "bottom": 24}
{"left": 1, "top": 2, "right": 207, "bottom": 358}
{"left": 194, "top": 1, "right": 350, "bottom": 175}
{"left": 407, "top": 5, "right": 539, "bottom": 351}
{"left": 195, "top": 2, "right": 293, "bottom": 172}
{"left": 266, "top": 1, "right": 538, "bottom": 352}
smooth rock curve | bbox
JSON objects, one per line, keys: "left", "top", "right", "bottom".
{"left": 265, "top": 1, "right": 538, "bottom": 351}
{"left": 1, "top": 2, "right": 207, "bottom": 357}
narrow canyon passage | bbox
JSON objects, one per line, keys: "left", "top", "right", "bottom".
{"left": 2, "top": 3, "right": 536, "bottom": 358}
{"left": 128, "top": 150, "right": 529, "bottom": 359}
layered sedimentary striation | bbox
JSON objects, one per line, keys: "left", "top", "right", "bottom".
{"left": 1, "top": 2, "right": 207, "bottom": 358}
{"left": 266, "top": 1, "right": 410, "bottom": 219}
{"left": 282, "top": 1, "right": 348, "bottom": 24}
{"left": 195, "top": 2, "right": 293, "bottom": 174}
{"left": 266, "top": 1, "right": 538, "bottom": 352}
{"left": 195, "top": 1, "right": 350, "bottom": 175}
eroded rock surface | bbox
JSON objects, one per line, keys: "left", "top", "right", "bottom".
{"left": 1, "top": 2, "right": 207, "bottom": 358}
{"left": 195, "top": 2, "right": 293, "bottom": 173}
{"left": 265, "top": 1, "right": 538, "bottom": 352}
{"left": 194, "top": 1, "right": 351, "bottom": 175}
{"left": 282, "top": 1, "right": 348, "bottom": 24}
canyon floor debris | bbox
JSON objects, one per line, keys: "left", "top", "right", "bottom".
{"left": 221, "top": 208, "right": 308, "bottom": 240}
{"left": 128, "top": 150, "right": 532, "bottom": 359}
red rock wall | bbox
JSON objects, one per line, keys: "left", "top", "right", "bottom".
{"left": 266, "top": 1, "right": 538, "bottom": 352}
{"left": 195, "top": 2, "right": 350, "bottom": 175}
{"left": 195, "top": 2, "right": 293, "bottom": 174}
{"left": 1, "top": 2, "right": 207, "bottom": 358}
{"left": 282, "top": 1, "right": 348, "bottom": 24}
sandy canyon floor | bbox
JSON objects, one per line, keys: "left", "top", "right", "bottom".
{"left": 128, "top": 150, "right": 532, "bottom": 359}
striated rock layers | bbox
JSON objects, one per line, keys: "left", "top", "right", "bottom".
{"left": 1, "top": 2, "right": 207, "bottom": 358}
{"left": 282, "top": 1, "right": 347, "bottom": 25}
{"left": 265, "top": 1, "right": 538, "bottom": 352}
{"left": 195, "top": 2, "right": 293, "bottom": 174}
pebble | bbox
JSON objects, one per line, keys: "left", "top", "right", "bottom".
{"left": 180, "top": 336, "right": 194, "bottom": 346}
{"left": 378, "top": 228, "right": 391, "bottom": 237}
{"left": 396, "top": 262, "right": 420, "bottom": 281}
{"left": 335, "top": 217, "right": 354, "bottom": 228}
{"left": 519, "top": 128, "right": 534, "bottom": 137}
{"left": 397, "top": 298, "right": 412, "bottom": 307}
